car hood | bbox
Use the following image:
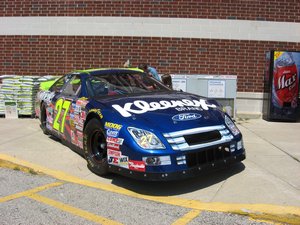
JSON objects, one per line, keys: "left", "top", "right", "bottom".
{"left": 93, "top": 91, "right": 225, "bottom": 133}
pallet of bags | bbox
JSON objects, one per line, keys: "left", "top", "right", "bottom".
{"left": 0, "top": 75, "right": 59, "bottom": 116}
{"left": 17, "top": 76, "right": 40, "bottom": 116}
{"left": 0, "top": 75, "right": 21, "bottom": 116}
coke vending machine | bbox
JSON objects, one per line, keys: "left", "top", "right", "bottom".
{"left": 263, "top": 50, "right": 300, "bottom": 121}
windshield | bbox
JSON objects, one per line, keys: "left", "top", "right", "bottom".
{"left": 87, "top": 72, "right": 170, "bottom": 97}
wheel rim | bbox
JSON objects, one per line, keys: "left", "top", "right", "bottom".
{"left": 90, "top": 130, "right": 107, "bottom": 162}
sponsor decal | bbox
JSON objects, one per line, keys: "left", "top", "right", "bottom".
{"left": 172, "top": 113, "right": 202, "bottom": 122}
{"left": 77, "top": 131, "right": 83, "bottom": 141}
{"left": 108, "top": 156, "right": 119, "bottom": 165}
{"left": 107, "top": 149, "right": 121, "bottom": 158}
{"left": 80, "top": 111, "right": 86, "bottom": 119}
{"left": 47, "top": 115, "right": 53, "bottom": 124}
{"left": 106, "top": 129, "right": 119, "bottom": 138}
{"left": 74, "top": 112, "right": 84, "bottom": 131}
{"left": 71, "top": 130, "right": 77, "bottom": 145}
{"left": 38, "top": 91, "right": 55, "bottom": 103}
{"left": 75, "top": 124, "right": 83, "bottom": 132}
{"left": 112, "top": 99, "right": 217, "bottom": 117}
{"left": 108, "top": 155, "right": 129, "bottom": 169}
{"left": 118, "top": 156, "right": 129, "bottom": 169}
{"left": 104, "top": 122, "right": 122, "bottom": 130}
{"left": 128, "top": 160, "right": 146, "bottom": 172}
{"left": 105, "top": 122, "right": 122, "bottom": 138}
{"left": 106, "top": 137, "right": 124, "bottom": 145}
{"left": 76, "top": 97, "right": 88, "bottom": 107}
{"left": 74, "top": 114, "right": 80, "bottom": 123}
{"left": 47, "top": 106, "right": 54, "bottom": 114}
{"left": 71, "top": 103, "right": 76, "bottom": 108}
{"left": 89, "top": 108, "right": 103, "bottom": 119}
{"left": 69, "top": 114, "right": 75, "bottom": 129}
{"left": 107, "top": 142, "right": 120, "bottom": 151}
{"left": 74, "top": 105, "right": 81, "bottom": 114}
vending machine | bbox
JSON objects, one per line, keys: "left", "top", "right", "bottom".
{"left": 263, "top": 50, "right": 300, "bottom": 121}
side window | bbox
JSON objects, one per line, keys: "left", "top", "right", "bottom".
{"left": 49, "top": 76, "right": 68, "bottom": 93}
{"left": 88, "top": 77, "right": 109, "bottom": 97}
{"left": 62, "top": 75, "right": 81, "bottom": 96}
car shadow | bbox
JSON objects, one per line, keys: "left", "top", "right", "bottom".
{"left": 108, "top": 163, "right": 245, "bottom": 196}
{"left": 45, "top": 133, "right": 246, "bottom": 196}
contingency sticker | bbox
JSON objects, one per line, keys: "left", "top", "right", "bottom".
{"left": 106, "top": 137, "right": 124, "bottom": 145}
{"left": 105, "top": 122, "right": 123, "bottom": 138}
{"left": 128, "top": 160, "right": 146, "bottom": 172}
{"left": 107, "top": 149, "right": 121, "bottom": 158}
{"left": 108, "top": 155, "right": 129, "bottom": 169}
{"left": 107, "top": 142, "right": 120, "bottom": 151}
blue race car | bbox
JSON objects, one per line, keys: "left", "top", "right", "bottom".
{"left": 36, "top": 68, "right": 245, "bottom": 180}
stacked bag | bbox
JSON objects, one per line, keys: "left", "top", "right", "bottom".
{"left": 0, "top": 75, "right": 57, "bottom": 116}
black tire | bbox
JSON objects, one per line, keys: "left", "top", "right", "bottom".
{"left": 83, "top": 118, "right": 109, "bottom": 176}
{"left": 40, "top": 102, "right": 49, "bottom": 135}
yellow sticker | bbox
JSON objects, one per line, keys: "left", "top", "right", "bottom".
{"left": 274, "top": 51, "right": 283, "bottom": 61}
{"left": 105, "top": 122, "right": 122, "bottom": 130}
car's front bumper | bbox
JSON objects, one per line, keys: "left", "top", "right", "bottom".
{"left": 108, "top": 150, "right": 246, "bottom": 181}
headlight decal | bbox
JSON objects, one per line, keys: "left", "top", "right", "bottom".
{"left": 224, "top": 115, "right": 240, "bottom": 136}
{"left": 237, "top": 139, "right": 243, "bottom": 150}
{"left": 127, "top": 127, "right": 165, "bottom": 150}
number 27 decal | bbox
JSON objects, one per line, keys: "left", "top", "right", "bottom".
{"left": 53, "top": 98, "right": 71, "bottom": 133}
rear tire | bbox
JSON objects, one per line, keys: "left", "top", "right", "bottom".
{"left": 83, "top": 118, "right": 109, "bottom": 176}
{"left": 40, "top": 103, "right": 49, "bottom": 135}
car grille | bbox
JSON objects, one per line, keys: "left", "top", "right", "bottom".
{"left": 163, "top": 125, "right": 235, "bottom": 168}
{"left": 163, "top": 125, "right": 233, "bottom": 151}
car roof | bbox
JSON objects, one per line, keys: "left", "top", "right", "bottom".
{"left": 74, "top": 68, "right": 144, "bottom": 76}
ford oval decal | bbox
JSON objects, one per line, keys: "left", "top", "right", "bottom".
{"left": 172, "top": 113, "right": 202, "bottom": 122}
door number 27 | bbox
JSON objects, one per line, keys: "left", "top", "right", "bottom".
{"left": 53, "top": 98, "right": 71, "bottom": 133}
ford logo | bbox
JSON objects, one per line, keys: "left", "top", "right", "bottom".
{"left": 172, "top": 113, "right": 202, "bottom": 122}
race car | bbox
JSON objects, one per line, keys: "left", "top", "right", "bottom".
{"left": 36, "top": 68, "right": 245, "bottom": 180}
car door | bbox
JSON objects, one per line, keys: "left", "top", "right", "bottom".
{"left": 51, "top": 74, "right": 83, "bottom": 145}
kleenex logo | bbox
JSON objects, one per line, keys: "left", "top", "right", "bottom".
{"left": 172, "top": 113, "right": 202, "bottom": 122}
{"left": 112, "top": 99, "right": 216, "bottom": 117}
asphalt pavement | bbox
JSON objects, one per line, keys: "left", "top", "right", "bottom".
{"left": 0, "top": 167, "right": 273, "bottom": 225}
{"left": 0, "top": 117, "right": 300, "bottom": 224}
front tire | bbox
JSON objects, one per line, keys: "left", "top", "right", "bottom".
{"left": 83, "top": 118, "right": 109, "bottom": 176}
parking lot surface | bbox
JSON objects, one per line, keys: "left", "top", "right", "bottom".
{"left": 0, "top": 118, "right": 300, "bottom": 224}
{"left": 0, "top": 168, "right": 275, "bottom": 225}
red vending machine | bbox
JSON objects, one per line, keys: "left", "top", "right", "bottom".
{"left": 263, "top": 50, "right": 300, "bottom": 121}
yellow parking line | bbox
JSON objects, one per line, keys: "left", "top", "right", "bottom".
{"left": 29, "top": 194, "right": 123, "bottom": 225}
{"left": 171, "top": 209, "right": 201, "bottom": 225}
{"left": 0, "top": 182, "right": 63, "bottom": 203}
{"left": 1, "top": 153, "right": 300, "bottom": 224}
{"left": 248, "top": 217, "right": 278, "bottom": 225}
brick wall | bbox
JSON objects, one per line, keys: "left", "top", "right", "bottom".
{"left": 1, "top": 0, "right": 299, "bottom": 22}
{"left": 1, "top": 0, "right": 299, "bottom": 92}
{"left": 1, "top": 35, "right": 299, "bottom": 92}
